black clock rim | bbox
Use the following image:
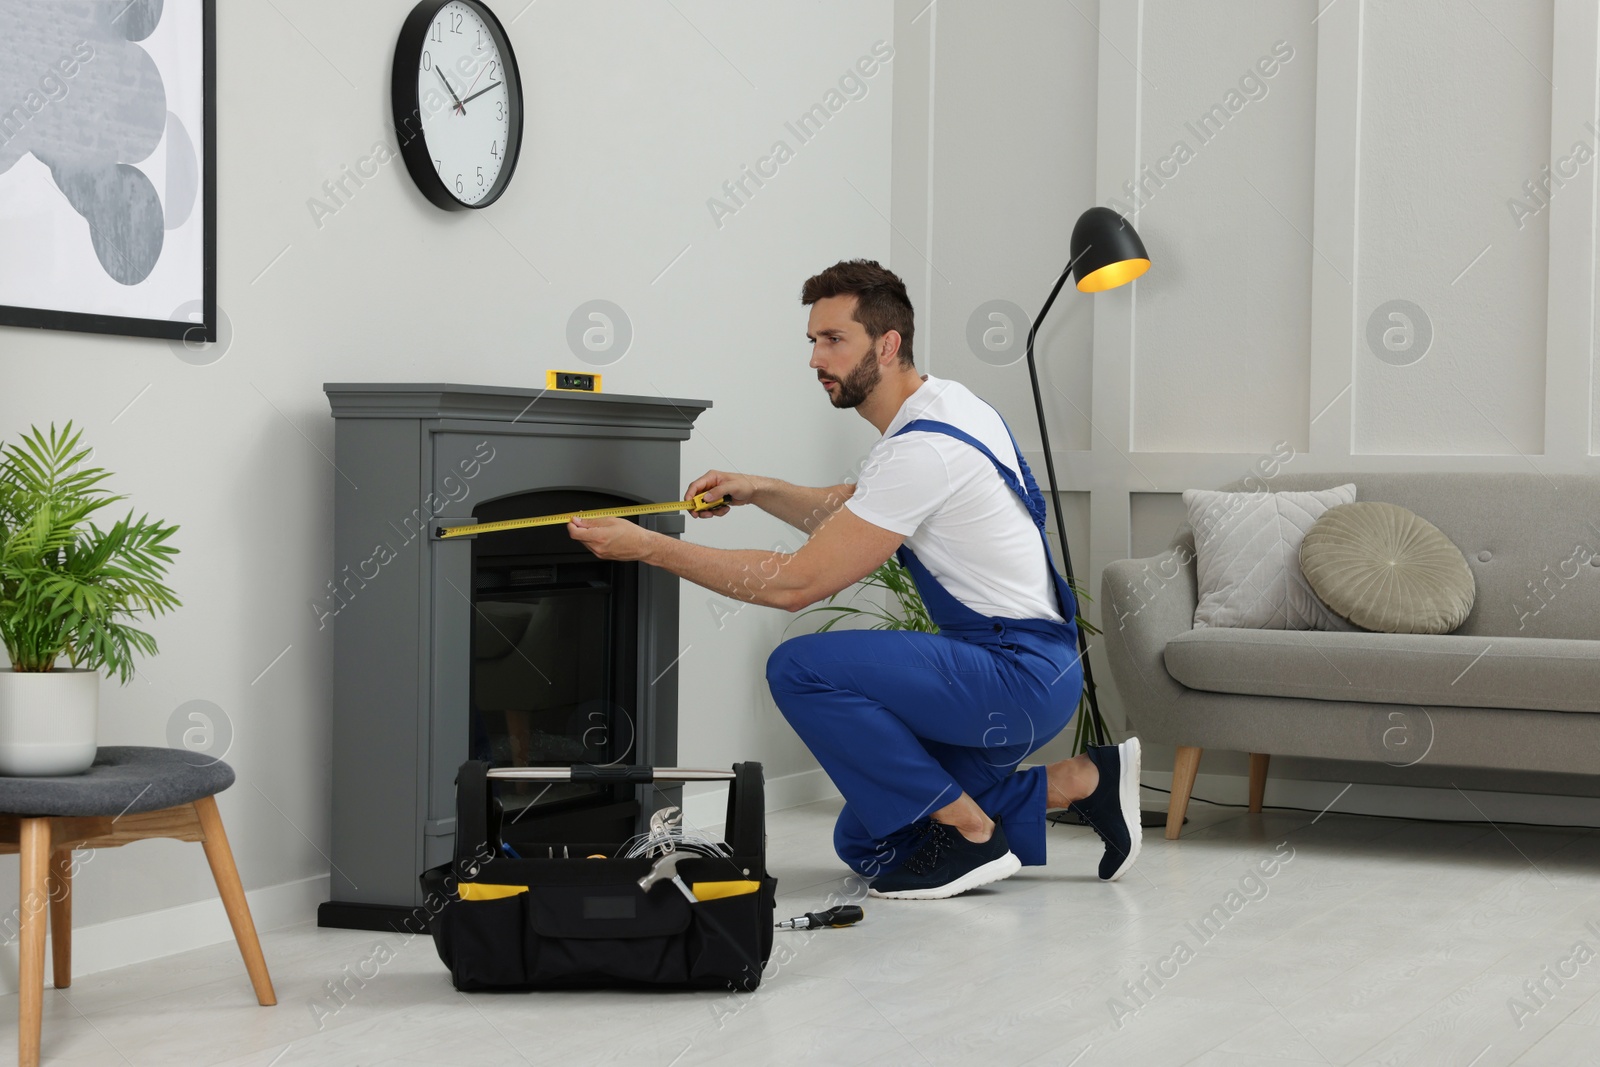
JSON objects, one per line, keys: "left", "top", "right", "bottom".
{"left": 392, "top": 0, "right": 525, "bottom": 212}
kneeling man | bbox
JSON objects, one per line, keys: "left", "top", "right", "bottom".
{"left": 569, "top": 260, "right": 1141, "bottom": 899}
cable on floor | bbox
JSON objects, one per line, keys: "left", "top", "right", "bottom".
{"left": 1135, "top": 783, "right": 1600, "bottom": 833}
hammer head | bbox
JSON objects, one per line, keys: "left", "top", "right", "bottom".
{"left": 636, "top": 850, "right": 692, "bottom": 892}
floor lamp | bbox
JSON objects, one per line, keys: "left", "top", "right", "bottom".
{"left": 1027, "top": 207, "right": 1153, "bottom": 815}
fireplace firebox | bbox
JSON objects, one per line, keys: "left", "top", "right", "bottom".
{"left": 469, "top": 488, "right": 641, "bottom": 847}
{"left": 318, "top": 384, "right": 711, "bottom": 931}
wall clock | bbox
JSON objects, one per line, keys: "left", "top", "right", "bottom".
{"left": 392, "top": 0, "right": 524, "bottom": 211}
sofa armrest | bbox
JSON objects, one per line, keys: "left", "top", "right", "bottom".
{"left": 1100, "top": 532, "right": 1198, "bottom": 738}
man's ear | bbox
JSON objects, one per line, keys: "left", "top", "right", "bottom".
{"left": 877, "top": 330, "right": 902, "bottom": 366}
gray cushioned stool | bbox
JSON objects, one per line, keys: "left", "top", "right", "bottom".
{"left": 0, "top": 747, "right": 276, "bottom": 1067}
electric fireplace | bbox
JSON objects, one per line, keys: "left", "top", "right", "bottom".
{"left": 318, "top": 384, "right": 711, "bottom": 930}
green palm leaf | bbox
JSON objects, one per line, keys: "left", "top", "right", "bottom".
{"left": 0, "top": 423, "right": 181, "bottom": 681}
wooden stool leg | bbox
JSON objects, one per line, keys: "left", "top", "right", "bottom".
{"left": 1167, "top": 746, "right": 1203, "bottom": 840}
{"left": 1248, "top": 753, "right": 1270, "bottom": 814}
{"left": 19, "top": 818, "right": 51, "bottom": 1067}
{"left": 48, "top": 848, "right": 73, "bottom": 989}
{"left": 193, "top": 796, "right": 277, "bottom": 1006}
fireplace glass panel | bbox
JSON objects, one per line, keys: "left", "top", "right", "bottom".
{"left": 470, "top": 490, "right": 640, "bottom": 841}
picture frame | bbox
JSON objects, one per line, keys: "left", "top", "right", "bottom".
{"left": 0, "top": 0, "right": 217, "bottom": 342}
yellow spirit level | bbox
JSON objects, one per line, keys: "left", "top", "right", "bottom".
{"left": 436, "top": 493, "right": 728, "bottom": 540}
{"left": 547, "top": 370, "right": 602, "bottom": 392}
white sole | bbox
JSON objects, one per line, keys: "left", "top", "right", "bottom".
{"left": 868, "top": 850, "right": 1022, "bottom": 900}
{"left": 1102, "top": 736, "right": 1144, "bottom": 882}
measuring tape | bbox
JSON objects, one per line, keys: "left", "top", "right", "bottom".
{"left": 435, "top": 493, "right": 728, "bottom": 540}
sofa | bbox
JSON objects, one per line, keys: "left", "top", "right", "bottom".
{"left": 1100, "top": 471, "right": 1600, "bottom": 838}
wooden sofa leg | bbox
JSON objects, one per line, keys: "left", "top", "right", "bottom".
{"left": 1248, "top": 753, "right": 1270, "bottom": 813}
{"left": 1168, "top": 747, "right": 1202, "bottom": 840}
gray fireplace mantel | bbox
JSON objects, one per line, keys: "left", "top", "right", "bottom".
{"left": 318, "top": 383, "right": 712, "bottom": 928}
{"left": 323, "top": 382, "right": 711, "bottom": 433}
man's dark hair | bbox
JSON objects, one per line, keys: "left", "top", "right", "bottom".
{"left": 800, "top": 259, "right": 915, "bottom": 366}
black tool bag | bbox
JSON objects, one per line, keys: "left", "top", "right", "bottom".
{"left": 420, "top": 761, "right": 776, "bottom": 992}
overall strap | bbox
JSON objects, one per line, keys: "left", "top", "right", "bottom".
{"left": 890, "top": 417, "right": 1075, "bottom": 623}
{"left": 892, "top": 419, "right": 1046, "bottom": 532}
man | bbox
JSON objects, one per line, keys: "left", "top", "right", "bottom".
{"left": 568, "top": 259, "right": 1141, "bottom": 899}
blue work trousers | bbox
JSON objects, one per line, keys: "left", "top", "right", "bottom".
{"left": 766, "top": 622, "right": 1081, "bottom": 876}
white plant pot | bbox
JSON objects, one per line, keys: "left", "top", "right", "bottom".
{"left": 0, "top": 670, "right": 100, "bottom": 776}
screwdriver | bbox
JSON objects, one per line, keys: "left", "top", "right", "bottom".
{"left": 775, "top": 905, "right": 864, "bottom": 930}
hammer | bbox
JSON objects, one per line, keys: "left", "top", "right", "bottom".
{"left": 637, "top": 851, "right": 697, "bottom": 903}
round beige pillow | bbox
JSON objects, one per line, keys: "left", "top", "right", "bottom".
{"left": 1299, "top": 502, "right": 1475, "bottom": 634}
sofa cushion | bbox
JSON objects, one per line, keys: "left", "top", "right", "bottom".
{"left": 1300, "top": 502, "right": 1475, "bottom": 634}
{"left": 1164, "top": 628, "right": 1600, "bottom": 713}
{"left": 1183, "top": 484, "right": 1358, "bottom": 631}
{"left": 1208, "top": 472, "right": 1600, "bottom": 641}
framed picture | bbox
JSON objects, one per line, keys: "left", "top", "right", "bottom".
{"left": 0, "top": 0, "right": 216, "bottom": 342}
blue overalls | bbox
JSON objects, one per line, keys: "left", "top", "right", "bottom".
{"left": 766, "top": 415, "right": 1086, "bottom": 876}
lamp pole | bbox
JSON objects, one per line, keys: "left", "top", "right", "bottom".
{"left": 1024, "top": 253, "right": 1109, "bottom": 748}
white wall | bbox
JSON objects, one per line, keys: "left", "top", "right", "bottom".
{"left": 1129, "top": 0, "right": 1318, "bottom": 455}
{"left": 0, "top": 0, "right": 893, "bottom": 944}
{"left": 1352, "top": 0, "right": 1553, "bottom": 456}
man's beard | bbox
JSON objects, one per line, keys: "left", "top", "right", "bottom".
{"left": 821, "top": 346, "right": 881, "bottom": 409}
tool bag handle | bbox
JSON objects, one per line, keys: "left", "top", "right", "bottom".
{"left": 725, "top": 762, "right": 765, "bottom": 864}
{"left": 454, "top": 760, "right": 496, "bottom": 879}
{"left": 453, "top": 762, "right": 766, "bottom": 874}
{"left": 485, "top": 766, "right": 736, "bottom": 783}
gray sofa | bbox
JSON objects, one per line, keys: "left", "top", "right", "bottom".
{"left": 1100, "top": 472, "right": 1600, "bottom": 838}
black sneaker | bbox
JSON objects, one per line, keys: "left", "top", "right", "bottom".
{"left": 868, "top": 820, "right": 1022, "bottom": 900}
{"left": 1067, "top": 737, "right": 1143, "bottom": 881}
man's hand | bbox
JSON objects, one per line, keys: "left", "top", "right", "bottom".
{"left": 569, "top": 499, "right": 904, "bottom": 612}
{"left": 567, "top": 516, "right": 656, "bottom": 561}
{"left": 685, "top": 470, "right": 757, "bottom": 519}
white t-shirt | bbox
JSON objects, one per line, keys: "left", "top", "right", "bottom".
{"left": 845, "top": 376, "right": 1064, "bottom": 622}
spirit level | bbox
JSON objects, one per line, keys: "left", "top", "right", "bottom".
{"left": 547, "top": 370, "right": 602, "bottom": 392}
{"left": 435, "top": 493, "right": 728, "bottom": 539}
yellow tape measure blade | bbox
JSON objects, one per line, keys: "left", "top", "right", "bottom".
{"left": 435, "top": 494, "right": 726, "bottom": 540}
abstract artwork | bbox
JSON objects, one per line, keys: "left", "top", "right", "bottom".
{"left": 0, "top": 0, "right": 215, "bottom": 341}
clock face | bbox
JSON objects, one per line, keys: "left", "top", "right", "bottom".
{"left": 393, "top": 0, "right": 524, "bottom": 210}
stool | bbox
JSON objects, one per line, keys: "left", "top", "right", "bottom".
{"left": 0, "top": 747, "right": 276, "bottom": 1067}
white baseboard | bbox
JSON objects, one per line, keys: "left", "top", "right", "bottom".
{"left": 1144, "top": 769, "right": 1600, "bottom": 828}
{"left": 681, "top": 766, "right": 840, "bottom": 829}
{"left": 0, "top": 873, "right": 328, "bottom": 996}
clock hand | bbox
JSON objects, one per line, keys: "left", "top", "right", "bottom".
{"left": 463, "top": 57, "right": 490, "bottom": 96}
{"left": 459, "top": 82, "right": 502, "bottom": 106}
{"left": 436, "top": 66, "right": 466, "bottom": 115}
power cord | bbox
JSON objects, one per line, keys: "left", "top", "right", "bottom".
{"left": 1136, "top": 782, "right": 1600, "bottom": 833}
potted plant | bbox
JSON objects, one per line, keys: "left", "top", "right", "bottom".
{"left": 795, "top": 557, "right": 1103, "bottom": 753}
{"left": 0, "top": 424, "right": 180, "bottom": 775}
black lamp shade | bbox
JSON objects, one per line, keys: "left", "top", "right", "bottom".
{"left": 1070, "top": 206, "right": 1150, "bottom": 292}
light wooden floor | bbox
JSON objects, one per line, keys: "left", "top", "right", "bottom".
{"left": 4, "top": 794, "right": 1599, "bottom": 1066}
